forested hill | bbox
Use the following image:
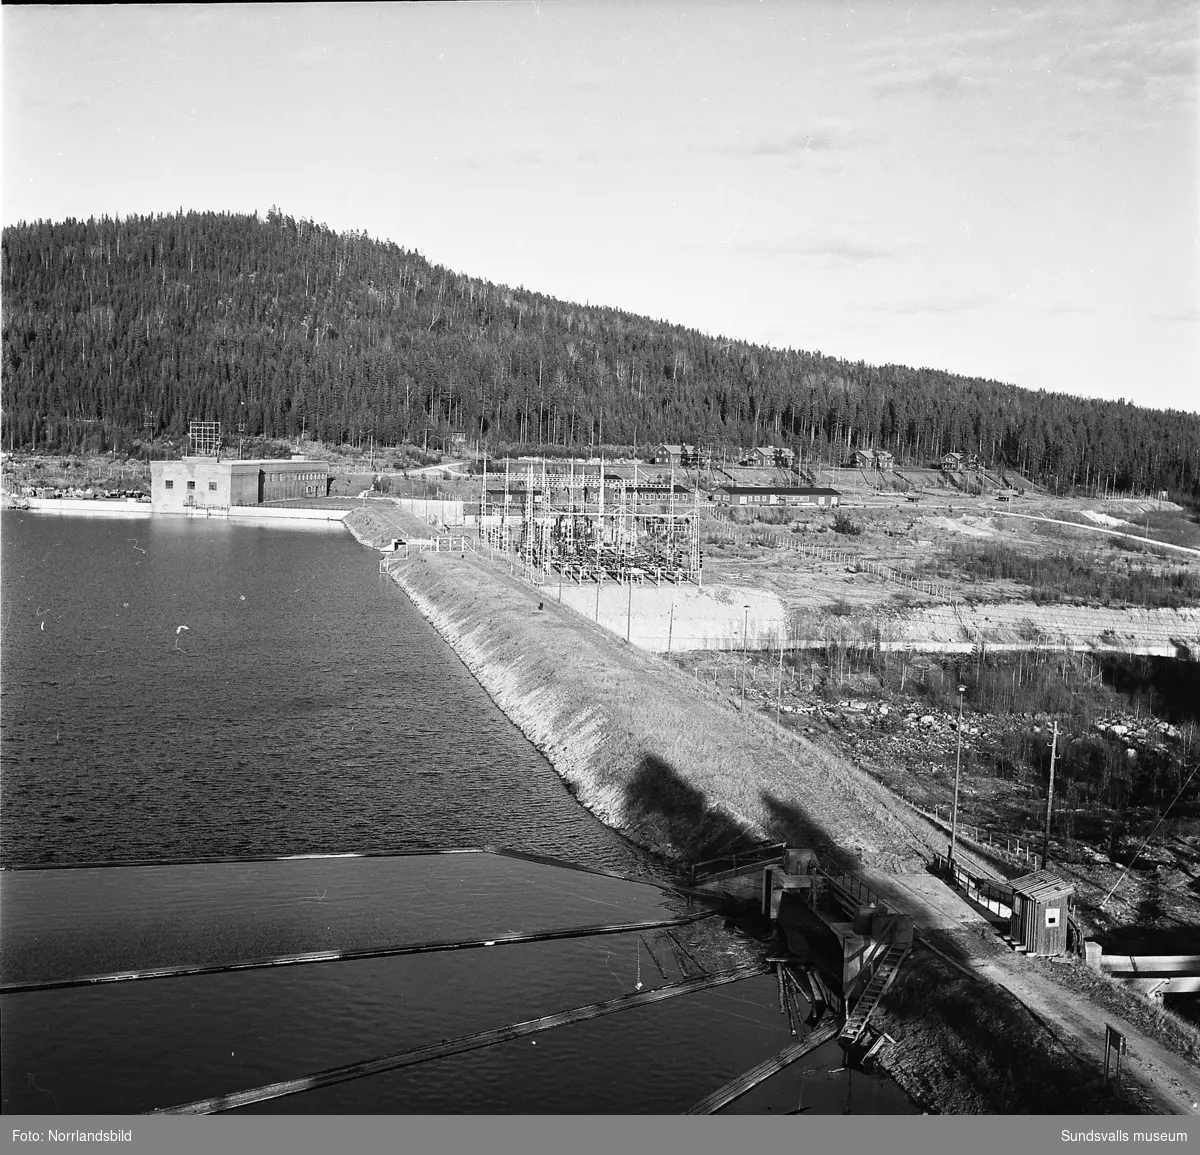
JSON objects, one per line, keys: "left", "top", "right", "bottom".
{"left": 3, "top": 210, "right": 1197, "bottom": 498}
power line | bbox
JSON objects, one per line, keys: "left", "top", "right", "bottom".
{"left": 1099, "top": 760, "right": 1200, "bottom": 911}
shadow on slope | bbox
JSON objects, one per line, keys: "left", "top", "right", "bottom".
{"left": 623, "top": 753, "right": 869, "bottom": 873}
{"left": 758, "top": 791, "right": 863, "bottom": 874}
{"left": 623, "top": 753, "right": 757, "bottom": 861}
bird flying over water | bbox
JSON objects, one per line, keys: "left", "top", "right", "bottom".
{"left": 176, "top": 625, "right": 190, "bottom": 635}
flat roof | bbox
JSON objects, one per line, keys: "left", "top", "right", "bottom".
{"left": 719, "top": 486, "right": 840, "bottom": 496}
{"left": 157, "top": 457, "right": 328, "bottom": 469}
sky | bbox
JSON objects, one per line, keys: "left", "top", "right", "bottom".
{"left": 3, "top": 2, "right": 1198, "bottom": 411}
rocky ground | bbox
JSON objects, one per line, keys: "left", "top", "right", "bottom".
{"left": 679, "top": 646, "right": 1200, "bottom": 959}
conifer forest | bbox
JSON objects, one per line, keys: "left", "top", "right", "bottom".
{"left": 3, "top": 210, "right": 1197, "bottom": 500}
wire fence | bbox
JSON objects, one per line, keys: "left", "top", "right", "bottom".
{"left": 897, "top": 791, "right": 1040, "bottom": 867}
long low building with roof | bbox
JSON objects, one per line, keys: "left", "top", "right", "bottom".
{"left": 715, "top": 485, "right": 840, "bottom": 509}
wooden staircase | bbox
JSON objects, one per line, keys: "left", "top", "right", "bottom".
{"left": 839, "top": 942, "right": 910, "bottom": 1048}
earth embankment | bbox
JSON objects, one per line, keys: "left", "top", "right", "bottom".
{"left": 385, "top": 551, "right": 938, "bottom": 869}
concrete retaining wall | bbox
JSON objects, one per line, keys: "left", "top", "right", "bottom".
{"left": 20, "top": 498, "right": 151, "bottom": 517}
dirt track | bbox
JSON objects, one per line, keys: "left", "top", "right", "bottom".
{"left": 970, "top": 951, "right": 1200, "bottom": 1115}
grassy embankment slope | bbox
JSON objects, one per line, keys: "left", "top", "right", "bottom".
{"left": 383, "top": 547, "right": 941, "bottom": 869}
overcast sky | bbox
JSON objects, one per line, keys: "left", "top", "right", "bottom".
{"left": 4, "top": 2, "right": 1197, "bottom": 411}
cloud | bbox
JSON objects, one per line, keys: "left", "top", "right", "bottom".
{"left": 874, "top": 67, "right": 989, "bottom": 97}
{"left": 571, "top": 66, "right": 609, "bottom": 93}
{"left": 857, "top": 11, "right": 1028, "bottom": 91}
{"left": 869, "top": 292, "right": 996, "bottom": 316}
{"left": 449, "top": 149, "right": 543, "bottom": 169}
{"left": 745, "top": 238, "right": 894, "bottom": 262}
{"left": 861, "top": 3, "right": 1196, "bottom": 120}
{"left": 702, "top": 121, "right": 871, "bottom": 158}
{"left": 289, "top": 44, "right": 330, "bottom": 67}
{"left": 1044, "top": 301, "right": 1098, "bottom": 316}
{"left": 13, "top": 95, "right": 87, "bottom": 115}
{"left": 1061, "top": 25, "right": 1199, "bottom": 110}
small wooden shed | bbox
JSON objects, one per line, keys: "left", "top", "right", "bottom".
{"left": 1009, "top": 870, "right": 1073, "bottom": 956}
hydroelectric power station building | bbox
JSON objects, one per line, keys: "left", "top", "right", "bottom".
{"left": 149, "top": 456, "right": 332, "bottom": 513}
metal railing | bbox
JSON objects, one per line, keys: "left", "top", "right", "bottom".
{"left": 418, "top": 535, "right": 477, "bottom": 554}
{"left": 935, "top": 852, "right": 1014, "bottom": 918}
{"left": 689, "top": 842, "right": 788, "bottom": 885}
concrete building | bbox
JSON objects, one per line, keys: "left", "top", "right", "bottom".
{"left": 717, "top": 485, "right": 840, "bottom": 509}
{"left": 150, "top": 456, "right": 332, "bottom": 512}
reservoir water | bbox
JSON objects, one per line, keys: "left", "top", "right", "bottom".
{"left": 0, "top": 511, "right": 914, "bottom": 1114}
{"left": 0, "top": 512, "right": 653, "bottom": 871}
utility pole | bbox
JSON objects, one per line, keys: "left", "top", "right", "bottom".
{"left": 1042, "top": 720, "right": 1059, "bottom": 870}
{"left": 667, "top": 600, "right": 675, "bottom": 656}
{"left": 143, "top": 410, "right": 156, "bottom": 462}
{"left": 949, "top": 684, "right": 967, "bottom": 868}
{"left": 626, "top": 578, "right": 633, "bottom": 644}
{"left": 741, "top": 605, "right": 750, "bottom": 708}
{"left": 777, "top": 627, "right": 784, "bottom": 724}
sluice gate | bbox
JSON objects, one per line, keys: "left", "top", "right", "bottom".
{"left": 760, "top": 849, "right": 913, "bottom": 1060}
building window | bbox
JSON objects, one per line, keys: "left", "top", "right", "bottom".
{"left": 187, "top": 481, "right": 196, "bottom": 491}
{"left": 1045, "top": 907, "right": 1060, "bottom": 927}
{"left": 164, "top": 480, "right": 173, "bottom": 490}
{"left": 208, "top": 481, "right": 218, "bottom": 491}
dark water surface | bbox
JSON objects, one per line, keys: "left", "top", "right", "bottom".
{"left": 0, "top": 512, "right": 913, "bottom": 1114}
{"left": 0, "top": 852, "right": 679, "bottom": 987}
{"left": 0, "top": 513, "right": 649, "bottom": 871}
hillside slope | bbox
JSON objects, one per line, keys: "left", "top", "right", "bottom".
{"left": 4, "top": 210, "right": 1198, "bottom": 499}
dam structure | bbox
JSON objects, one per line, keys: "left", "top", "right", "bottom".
{"left": 693, "top": 847, "right": 914, "bottom": 1068}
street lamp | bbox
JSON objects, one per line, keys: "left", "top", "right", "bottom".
{"left": 740, "top": 605, "right": 750, "bottom": 707}
{"left": 949, "top": 684, "right": 967, "bottom": 870}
